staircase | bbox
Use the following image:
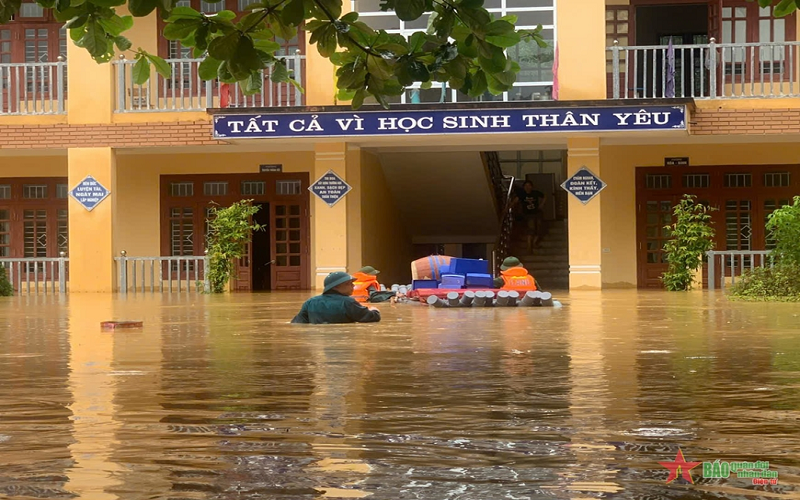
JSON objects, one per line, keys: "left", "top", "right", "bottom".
{"left": 509, "top": 219, "right": 570, "bottom": 291}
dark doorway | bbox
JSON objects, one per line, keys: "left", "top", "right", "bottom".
{"left": 634, "top": 4, "right": 709, "bottom": 97}
{"left": 252, "top": 203, "right": 272, "bottom": 291}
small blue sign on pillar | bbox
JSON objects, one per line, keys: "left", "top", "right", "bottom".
{"left": 561, "top": 167, "right": 607, "bottom": 205}
{"left": 309, "top": 170, "right": 352, "bottom": 207}
{"left": 69, "top": 175, "right": 110, "bottom": 211}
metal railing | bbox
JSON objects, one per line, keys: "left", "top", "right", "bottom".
{"left": 0, "top": 255, "right": 69, "bottom": 295}
{"left": 609, "top": 39, "right": 800, "bottom": 99}
{"left": 113, "top": 52, "right": 304, "bottom": 113}
{"left": 490, "top": 174, "right": 516, "bottom": 275}
{"left": 706, "top": 250, "right": 773, "bottom": 291}
{"left": 116, "top": 252, "right": 210, "bottom": 294}
{"left": 0, "top": 58, "right": 67, "bottom": 115}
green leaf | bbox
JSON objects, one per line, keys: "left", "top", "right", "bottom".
{"left": 128, "top": 0, "right": 159, "bottom": 16}
{"left": 198, "top": 56, "right": 223, "bottom": 79}
{"left": 484, "top": 20, "right": 520, "bottom": 47}
{"left": 132, "top": 56, "right": 151, "bottom": 84}
{"left": 395, "top": 0, "right": 425, "bottom": 21}
{"left": 281, "top": 0, "right": 304, "bottom": 25}
{"left": 253, "top": 38, "right": 280, "bottom": 53}
{"left": 88, "top": 0, "right": 126, "bottom": 7}
{"left": 317, "top": 25, "right": 337, "bottom": 57}
{"left": 66, "top": 14, "right": 89, "bottom": 29}
{"left": 167, "top": 6, "right": 202, "bottom": 19}
{"left": 98, "top": 14, "right": 133, "bottom": 35}
{"left": 145, "top": 53, "right": 171, "bottom": 78}
{"left": 459, "top": 0, "right": 483, "bottom": 8}
{"left": 341, "top": 11, "right": 358, "bottom": 22}
{"left": 409, "top": 31, "right": 426, "bottom": 52}
{"left": 271, "top": 61, "right": 289, "bottom": 83}
{"left": 114, "top": 35, "right": 132, "bottom": 51}
{"left": 163, "top": 18, "right": 202, "bottom": 39}
{"left": 208, "top": 31, "right": 239, "bottom": 60}
{"left": 83, "top": 18, "right": 110, "bottom": 58}
{"left": 213, "top": 9, "right": 236, "bottom": 20}
{"left": 315, "top": 0, "right": 341, "bottom": 19}
{"left": 240, "top": 72, "right": 263, "bottom": 95}
{"left": 774, "top": 0, "right": 797, "bottom": 17}
{"left": 352, "top": 88, "right": 366, "bottom": 109}
{"left": 366, "top": 54, "right": 393, "bottom": 80}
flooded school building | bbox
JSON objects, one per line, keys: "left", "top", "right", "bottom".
{"left": 2, "top": 0, "right": 800, "bottom": 293}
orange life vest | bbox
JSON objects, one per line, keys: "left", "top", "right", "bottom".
{"left": 352, "top": 272, "right": 380, "bottom": 301}
{"left": 500, "top": 267, "right": 537, "bottom": 291}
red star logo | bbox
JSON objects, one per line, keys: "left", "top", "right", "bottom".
{"left": 660, "top": 449, "right": 702, "bottom": 484}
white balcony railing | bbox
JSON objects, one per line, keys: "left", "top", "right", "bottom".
{"left": 113, "top": 52, "right": 304, "bottom": 113}
{"left": 608, "top": 39, "right": 800, "bottom": 99}
{"left": 0, "top": 59, "right": 67, "bottom": 115}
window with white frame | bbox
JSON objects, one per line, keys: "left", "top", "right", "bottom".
{"left": 351, "top": 0, "right": 556, "bottom": 103}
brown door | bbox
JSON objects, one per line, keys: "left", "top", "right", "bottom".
{"left": 637, "top": 198, "right": 677, "bottom": 288}
{"left": 708, "top": 0, "right": 723, "bottom": 96}
{"left": 233, "top": 240, "right": 253, "bottom": 291}
{"left": 271, "top": 203, "right": 308, "bottom": 290}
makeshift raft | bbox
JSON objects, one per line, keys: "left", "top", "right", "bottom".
{"left": 408, "top": 289, "right": 559, "bottom": 308}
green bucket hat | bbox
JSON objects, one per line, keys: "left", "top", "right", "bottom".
{"left": 500, "top": 256, "right": 522, "bottom": 271}
{"left": 358, "top": 266, "right": 380, "bottom": 275}
{"left": 323, "top": 272, "right": 356, "bottom": 293}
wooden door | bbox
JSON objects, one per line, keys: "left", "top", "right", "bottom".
{"left": 233, "top": 240, "right": 252, "bottom": 291}
{"left": 271, "top": 203, "right": 308, "bottom": 290}
{"left": 637, "top": 198, "right": 677, "bottom": 288}
{"left": 708, "top": 0, "right": 723, "bottom": 96}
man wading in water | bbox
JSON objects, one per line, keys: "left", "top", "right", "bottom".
{"left": 291, "top": 272, "right": 382, "bottom": 324}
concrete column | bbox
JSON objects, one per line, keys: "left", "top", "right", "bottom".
{"left": 567, "top": 138, "right": 602, "bottom": 290}
{"left": 555, "top": 0, "right": 606, "bottom": 100}
{"left": 346, "top": 146, "right": 363, "bottom": 274}
{"left": 68, "top": 147, "right": 118, "bottom": 292}
{"left": 312, "top": 143, "right": 349, "bottom": 289}
{"left": 67, "top": 33, "right": 114, "bottom": 124}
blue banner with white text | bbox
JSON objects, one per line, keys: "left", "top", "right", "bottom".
{"left": 212, "top": 105, "right": 687, "bottom": 139}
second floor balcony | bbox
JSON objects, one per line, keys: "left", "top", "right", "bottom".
{"left": 607, "top": 39, "right": 800, "bottom": 100}
{"left": 113, "top": 52, "right": 305, "bottom": 113}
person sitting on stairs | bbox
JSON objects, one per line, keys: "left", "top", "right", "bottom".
{"left": 493, "top": 256, "right": 538, "bottom": 291}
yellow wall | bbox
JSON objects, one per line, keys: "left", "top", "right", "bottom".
{"left": 556, "top": 0, "right": 607, "bottom": 100}
{"left": 600, "top": 141, "right": 800, "bottom": 287}
{"left": 115, "top": 151, "right": 315, "bottom": 263}
{"left": 0, "top": 155, "right": 66, "bottom": 177}
{"left": 359, "top": 150, "right": 413, "bottom": 287}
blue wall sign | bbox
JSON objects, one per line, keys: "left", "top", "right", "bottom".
{"left": 561, "top": 167, "right": 606, "bottom": 205}
{"left": 310, "top": 170, "right": 352, "bottom": 207}
{"left": 213, "top": 106, "right": 687, "bottom": 139}
{"left": 69, "top": 175, "right": 110, "bottom": 211}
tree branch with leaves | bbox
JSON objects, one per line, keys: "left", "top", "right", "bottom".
{"left": 0, "top": 0, "right": 546, "bottom": 108}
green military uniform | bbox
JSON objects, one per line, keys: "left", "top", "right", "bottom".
{"left": 291, "top": 272, "right": 381, "bottom": 324}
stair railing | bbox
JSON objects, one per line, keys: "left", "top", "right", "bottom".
{"left": 491, "top": 175, "right": 516, "bottom": 276}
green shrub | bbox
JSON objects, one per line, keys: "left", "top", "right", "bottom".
{"left": 0, "top": 266, "right": 12, "bottom": 297}
{"left": 729, "top": 264, "right": 800, "bottom": 301}
{"left": 766, "top": 196, "right": 800, "bottom": 266}
{"left": 206, "top": 200, "right": 264, "bottom": 294}
{"left": 661, "top": 194, "right": 717, "bottom": 291}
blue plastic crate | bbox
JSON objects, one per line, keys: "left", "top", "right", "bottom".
{"left": 465, "top": 273, "right": 494, "bottom": 288}
{"left": 412, "top": 279, "right": 439, "bottom": 290}
{"left": 440, "top": 274, "right": 466, "bottom": 288}
{"left": 450, "top": 258, "right": 489, "bottom": 276}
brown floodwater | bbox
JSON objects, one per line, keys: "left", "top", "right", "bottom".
{"left": 0, "top": 290, "right": 799, "bottom": 500}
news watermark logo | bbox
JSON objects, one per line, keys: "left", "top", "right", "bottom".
{"left": 660, "top": 449, "right": 779, "bottom": 486}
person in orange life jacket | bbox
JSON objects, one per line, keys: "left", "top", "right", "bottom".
{"left": 352, "top": 266, "right": 381, "bottom": 301}
{"left": 493, "top": 256, "right": 538, "bottom": 290}
{"left": 353, "top": 266, "right": 397, "bottom": 303}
